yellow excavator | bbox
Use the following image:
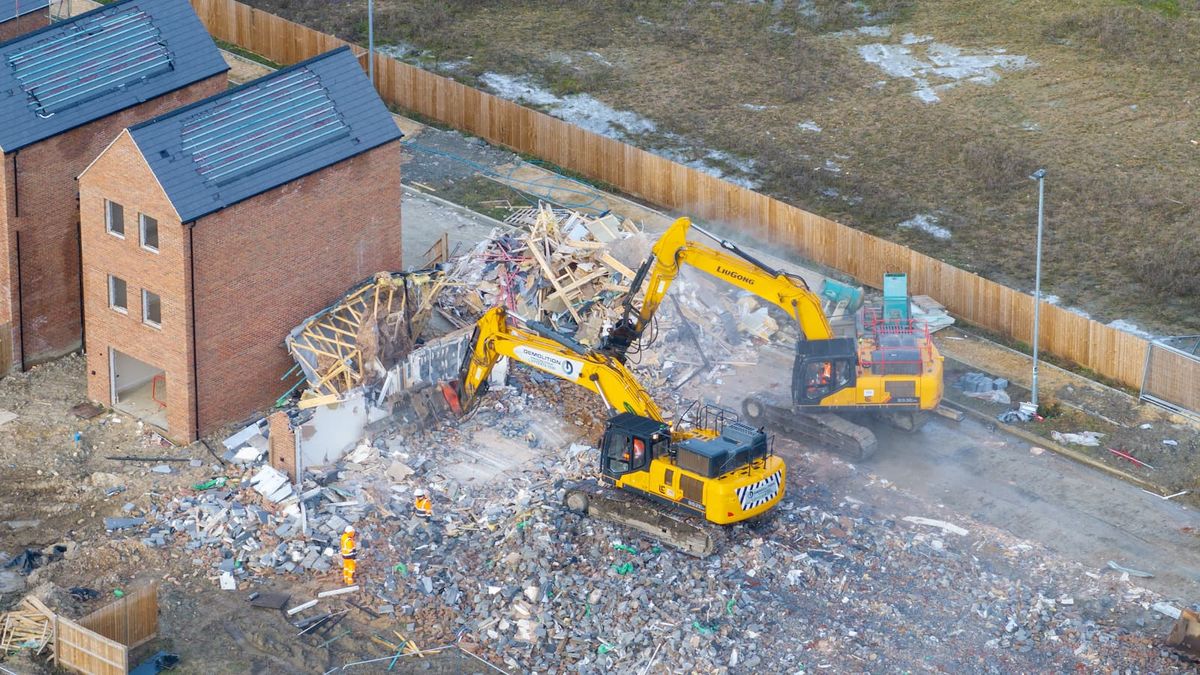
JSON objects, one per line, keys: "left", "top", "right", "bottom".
{"left": 457, "top": 306, "right": 786, "bottom": 556}
{"left": 601, "top": 217, "right": 944, "bottom": 461}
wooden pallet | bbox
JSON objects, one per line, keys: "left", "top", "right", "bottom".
{"left": 1, "top": 597, "right": 54, "bottom": 655}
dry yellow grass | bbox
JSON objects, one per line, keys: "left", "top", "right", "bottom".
{"left": 248, "top": 0, "right": 1200, "bottom": 333}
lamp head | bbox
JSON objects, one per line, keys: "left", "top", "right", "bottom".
{"left": 1030, "top": 168, "right": 1046, "bottom": 180}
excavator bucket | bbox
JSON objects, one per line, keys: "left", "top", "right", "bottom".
{"left": 1167, "top": 609, "right": 1200, "bottom": 656}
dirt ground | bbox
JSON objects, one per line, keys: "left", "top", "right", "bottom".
{"left": 242, "top": 0, "right": 1200, "bottom": 337}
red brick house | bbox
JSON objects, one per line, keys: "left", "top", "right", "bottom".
{"left": 0, "top": 0, "right": 227, "bottom": 374}
{"left": 78, "top": 46, "right": 404, "bottom": 442}
{"left": 0, "top": 0, "right": 49, "bottom": 43}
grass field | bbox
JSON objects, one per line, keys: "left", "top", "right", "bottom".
{"left": 249, "top": 0, "right": 1200, "bottom": 335}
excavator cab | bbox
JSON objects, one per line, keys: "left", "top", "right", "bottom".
{"left": 792, "top": 337, "right": 858, "bottom": 406}
{"left": 600, "top": 413, "right": 671, "bottom": 478}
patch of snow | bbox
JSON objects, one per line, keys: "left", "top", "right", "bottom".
{"left": 797, "top": 120, "right": 822, "bottom": 133}
{"left": 1107, "top": 319, "right": 1155, "bottom": 339}
{"left": 480, "top": 72, "right": 655, "bottom": 137}
{"left": 585, "top": 51, "right": 613, "bottom": 67}
{"left": 659, "top": 142, "right": 762, "bottom": 189}
{"left": 480, "top": 73, "right": 761, "bottom": 188}
{"left": 897, "top": 214, "right": 951, "bottom": 240}
{"left": 855, "top": 39, "right": 1034, "bottom": 103}
{"left": 857, "top": 25, "right": 892, "bottom": 37}
{"left": 822, "top": 159, "right": 842, "bottom": 173}
{"left": 741, "top": 103, "right": 773, "bottom": 111}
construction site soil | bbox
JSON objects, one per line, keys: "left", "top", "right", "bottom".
{"left": 2, "top": 350, "right": 1198, "bottom": 672}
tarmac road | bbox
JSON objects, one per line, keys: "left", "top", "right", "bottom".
{"left": 855, "top": 416, "right": 1200, "bottom": 600}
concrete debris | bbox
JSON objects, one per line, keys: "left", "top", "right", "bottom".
{"left": 1106, "top": 560, "right": 1153, "bottom": 578}
{"left": 955, "top": 372, "right": 1010, "bottom": 404}
{"left": 1052, "top": 431, "right": 1105, "bottom": 447}
{"left": 902, "top": 516, "right": 970, "bottom": 536}
{"left": 1153, "top": 602, "right": 1182, "bottom": 620}
{"left": 104, "top": 517, "right": 146, "bottom": 530}
{"left": 223, "top": 420, "right": 268, "bottom": 452}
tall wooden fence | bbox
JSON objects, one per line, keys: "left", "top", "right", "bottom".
{"left": 56, "top": 583, "right": 158, "bottom": 675}
{"left": 189, "top": 0, "right": 1156, "bottom": 391}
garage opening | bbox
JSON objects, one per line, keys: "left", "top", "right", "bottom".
{"left": 110, "top": 349, "right": 168, "bottom": 431}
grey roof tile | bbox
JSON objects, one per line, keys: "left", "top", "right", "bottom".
{"left": 0, "top": 0, "right": 227, "bottom": 152}
{"left": 129, "top": 46, "right": 403, "bottom": 223}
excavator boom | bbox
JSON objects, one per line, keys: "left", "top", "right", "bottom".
{"left": 605, "top": 216, "right": 944, "bottom": 460}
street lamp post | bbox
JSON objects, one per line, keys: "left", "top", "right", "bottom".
{"left": 366, "top": 0, "right": 374, "bottom": 85}
{"left": 1029, "top": 168, "right": 1046, "bottom": 410}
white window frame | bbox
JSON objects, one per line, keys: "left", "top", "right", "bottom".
{"left": 105, "top": 200, "right": 125, "bottom": 238}
{"left": 139, "top": 213, "right": 159, "bottom": 253}
{"left": 141, "top": 289, "right": 161, "bottom": 328}
{"left": 108, "top": 275, "right": 127, "bottom": 314}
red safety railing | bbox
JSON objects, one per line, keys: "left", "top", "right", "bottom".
{"left": 859, "top": 309, "right": 935, "bottom": 374}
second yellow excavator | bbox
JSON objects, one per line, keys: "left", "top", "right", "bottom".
{"left": 601, "top": 217, "right": 944, "bottom": 461}
{"left": 456, "top": 306, "right": 785, "bottom": 556}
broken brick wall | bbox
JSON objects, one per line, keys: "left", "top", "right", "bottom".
{"left": 268, "top": 411, "right": 297, "bottom": 482}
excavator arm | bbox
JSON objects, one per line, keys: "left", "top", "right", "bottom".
{"left": 604, "top": 217, "right": 834, "bottom": 357}
{"left": 455, "top": 306, "right": 786, "bottom": 544}
{"left": 600, "top": 215, "right": 944, "bottom": 462}
{"left": 459, "top": 306, "right": 664, "bottom": 421}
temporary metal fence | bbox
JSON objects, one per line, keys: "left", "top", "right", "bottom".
{"left": 1141, "top": 336, "right": 1200, "bottom": 420}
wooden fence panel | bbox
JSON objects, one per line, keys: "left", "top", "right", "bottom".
{"left": 78, "top": 583, "right": 158, "bottom": 652}
{"left": 56, "top": 617, "right": 126, "bottom": 675}
{"left": 187, "top": 0, "right": 1160, "bottom": 390}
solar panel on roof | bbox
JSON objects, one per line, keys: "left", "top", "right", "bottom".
{"left": 180, "top": 67, "right": 350, "bottom": 185}
{"left": 6, "top": 4, "right": 173, "bottom": 117}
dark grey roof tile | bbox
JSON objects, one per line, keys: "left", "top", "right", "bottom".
{"left": 0, "top": 0, "right": 228, "bottom": 152}
{"left": 129, "top": 46, "right": 402, "bottom": 223}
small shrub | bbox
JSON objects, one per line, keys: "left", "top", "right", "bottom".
{"left": 1038, "top": 398, "right": 1064, "bottom": 419}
